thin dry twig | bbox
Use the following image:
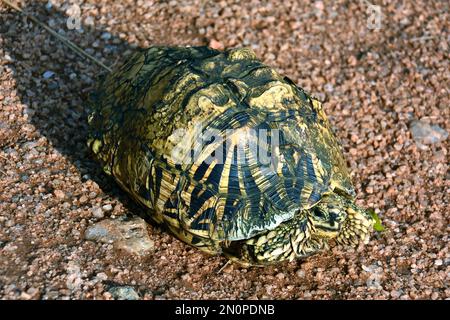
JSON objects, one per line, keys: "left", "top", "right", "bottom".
{"left": 1, "top": 0, "right": 112, "bottom": 72}
{"left": 216, "top": 260, "right": 232, "bottom": 274}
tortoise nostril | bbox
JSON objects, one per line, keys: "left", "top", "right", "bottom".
{"left": 329, "top": 212, "right": 343, "bottom": 225}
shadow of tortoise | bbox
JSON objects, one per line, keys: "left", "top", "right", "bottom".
{"left": 1, "top": 1, "right": 161, "bottom": 225}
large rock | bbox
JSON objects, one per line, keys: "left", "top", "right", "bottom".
{"left": 410, "top": 120, "right": 448, "bottom": 149}
{"left": 85, "top": 217, "right": 154, "bottom": 256}
{"left": 108, "top": 286, "right": 140, "bottom": 300}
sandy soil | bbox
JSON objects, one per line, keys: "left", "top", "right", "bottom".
{"left": 0, "top": 0, "right": 448, "bottom": 299}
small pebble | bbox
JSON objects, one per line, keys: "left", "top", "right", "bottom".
{"left": 108, "top": 286, "right": 140, "bottom": 300}
{"left": 209, "top": 39, "right": 224, "bottom": 50}
{"left": 95, "top": 272, "right": 108, "bottom": 281}
{"left": 79, "top": 195, "right": 88, "bottom": 204}
{"left": 102, "top": 204, "right": 113, "bottom": 212}
{"left": 101, "top": 32, "right": 112, "bottom": 40}
{"left": 43, "top": 71, "right": 55, "bottom": 79}
{"left": 296, "top": 270, "right": 305, "bottom": 278}
{"left": 53, "top": 190, "right": 65, "bottom": 199}
{"left": 434, "top": 259, "right": 443, "bottom": 266}
{"left": 92, "top": 207, "right": 104, "bottom": 219}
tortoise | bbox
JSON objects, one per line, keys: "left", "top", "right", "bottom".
{"left": 87, "top": 46, "right": 375, "bottom": 265}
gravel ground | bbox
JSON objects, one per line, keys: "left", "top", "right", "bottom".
{"left": 0, "top": 0, "right": 448, "bottom": 300}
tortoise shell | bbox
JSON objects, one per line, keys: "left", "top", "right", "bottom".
{"left": 87, "top": 46, "right": 374, "bottom": 265}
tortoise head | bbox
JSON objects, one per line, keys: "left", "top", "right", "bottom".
{"left": 310, "top": 194, "right": 349, "bottom": 239}
{"left": 311, "top": 193, "right": 375, "bottom": 244}
{"left": 221, "top": 193, "right": 376, "bottom": 265}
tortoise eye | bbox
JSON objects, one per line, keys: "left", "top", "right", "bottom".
{"left": 313, "top": 209, "right": 327, "bottom": 220}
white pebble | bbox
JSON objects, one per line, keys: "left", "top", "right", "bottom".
{"left": 101, "top": 32, "right": 112, "bottom": 40}
{"left": 102, "top": 204, "right": 113, "bottom": 212}
{"left": 43, "top": 71, "right": 55, "bottom": 79}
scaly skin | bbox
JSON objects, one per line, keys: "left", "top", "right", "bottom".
{"left": 222, "top": 193, "right": 375, "bottom": 266}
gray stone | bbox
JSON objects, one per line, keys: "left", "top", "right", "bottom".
{"left": 22, "top": 141, "right": 39, "bottom": 150}
{"left": 108, "top": 286, "right": 140, "bottom": 300}
{"left": 85, "top": 223, "right": 113, "bottom": 242}
{"left": 410, "top": 120, "right": 448, "bottom": 148}
{"left": 84, "top": 217, "right": 154, "bottom": 256}
{"left": 4, "top": 54, "right": 13, "bottom": 62}
{"left": 362, "top": 264, "right": 384, "bottom": 290}
{"left": 43, "top": 70, "right": 55, "bottom": 79}
{"left": 45, "top": 1, "right": 53, "bottom": 10}
{"left": 324, "top": 83, "right": 334, "bottom": 92}
{"left": 92, "top": 207, "right": 104, "bottom": 219}
{"left": 101, "top": 32, "right": 112, "bottom": 40}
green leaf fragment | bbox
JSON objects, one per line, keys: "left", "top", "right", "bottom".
{"left": 368, "top": 209, "right": 385, "bottom": 232}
